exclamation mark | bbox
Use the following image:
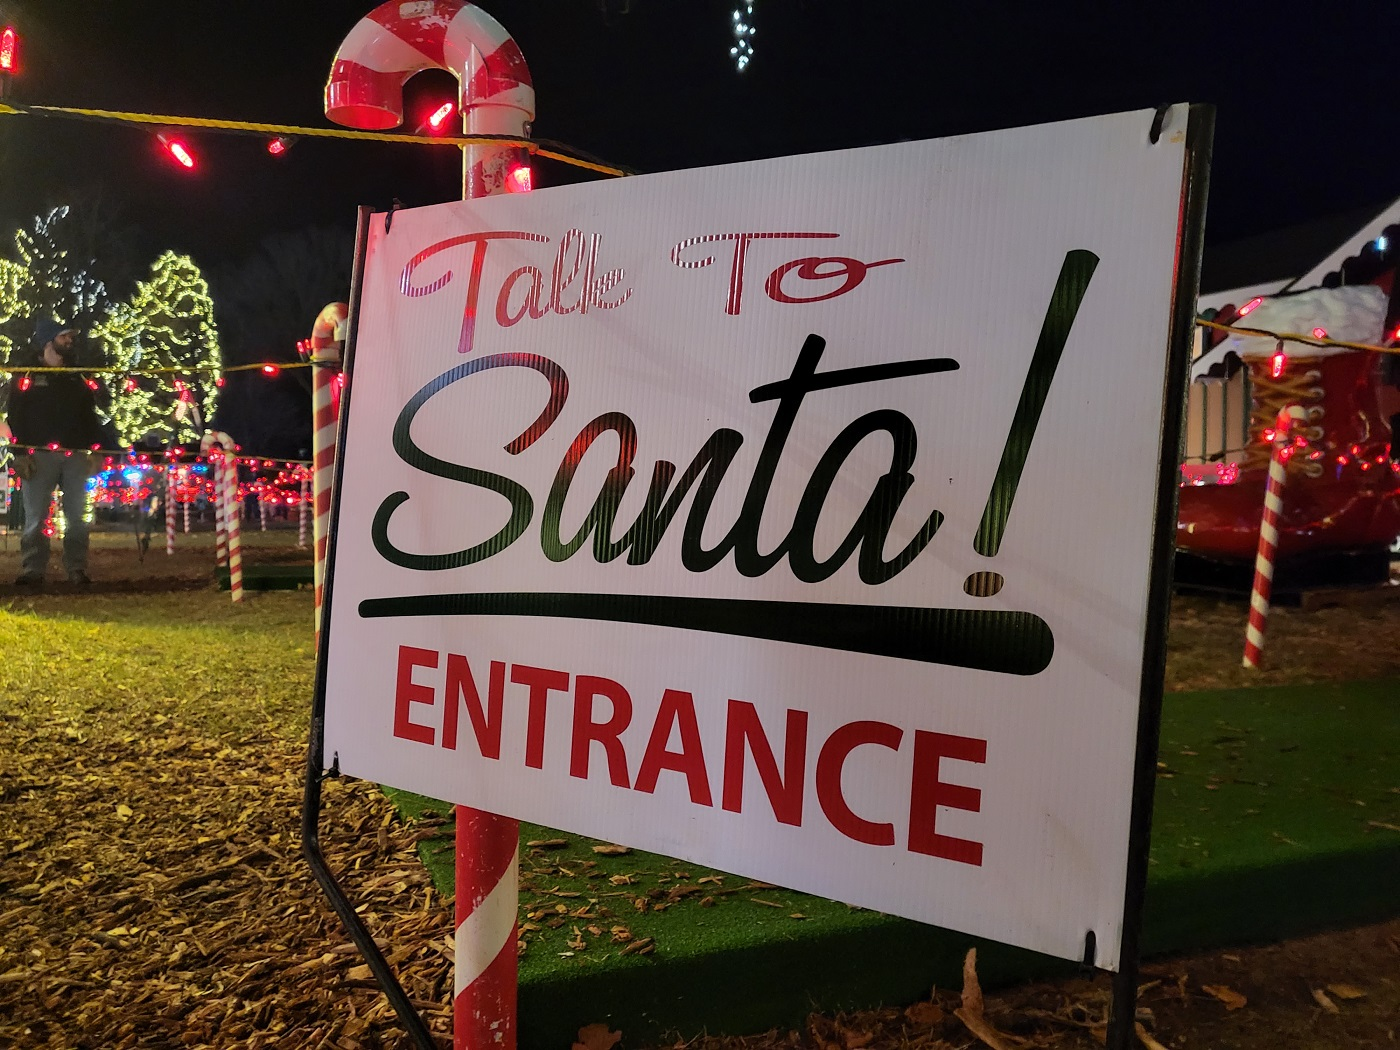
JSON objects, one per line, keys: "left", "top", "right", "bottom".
{"left": 964, "top": 249, "right": 1100, "bottom": 598}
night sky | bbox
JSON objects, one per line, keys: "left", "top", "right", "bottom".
{"left": 1, "top": 0, "right": 1398, "bottom": 278}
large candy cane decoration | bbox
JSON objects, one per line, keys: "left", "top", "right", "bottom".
{"left": 165, "top": 463, "right": 176, "bottom": 555}
{"left": 326, "top": 0, "right": 534, "bottom": 198}
{"left": 201, "top": 431, "right": 243, "bottom": 603}
{"left": 327, "top": 5, "right": 533, "bottom": 1047}
{"left": 1242, "top": 407, "right": 1305, "bottom": 669}
{"left": 309, "top": 301, "right": 347, "bottom": 638}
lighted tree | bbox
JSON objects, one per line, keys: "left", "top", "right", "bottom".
{"left": 0, "top": 255, "right": 26, "bottom": 364}
{"left": 98, "top": 251, "right": 221, "bottom": 448}
{"left": 0, "top": 206, "right": 111, "bottom": 364}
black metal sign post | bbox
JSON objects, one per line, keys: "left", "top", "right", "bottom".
{"left": 1105, "top": 103, "right": 1215, "bottom": 1050}
{"left": 302, "top": 205, "right": 438, "bottom": 1050}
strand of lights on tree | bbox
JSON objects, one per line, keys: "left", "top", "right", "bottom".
{"left": 730, "top": 3, "right": 755, "bottom": 70}
{"left": 94, "top": 250, "right": 221, "bottom": 448}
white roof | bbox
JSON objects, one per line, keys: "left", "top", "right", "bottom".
{"left": 1191, "top": 283, "right": 1387, "bottom": 380}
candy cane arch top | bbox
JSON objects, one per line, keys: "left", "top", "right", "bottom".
{"left": 326, "top": 6, "right": 532, "bottom": 1047}
{"left": 325, "top": 0, "right": 535, "bottom": 198}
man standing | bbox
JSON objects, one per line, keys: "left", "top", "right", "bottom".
{"left": 0, "top": 319, "right": 106, "bottom": 588}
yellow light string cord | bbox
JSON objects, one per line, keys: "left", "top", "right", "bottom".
{"left": 2, "top": 361, "right": 317, "bottom": 376}
{"left": 5, "top": 441, "right": 313, "bottom": 467}
{"left": 7, "top": 322, "right": 1396, "bottom": 379}
{"left": 0, "top": 101, "right": 633, "bottom": 177}
{"left": 1197, "top": 317, "right": 1400, "bottom": 355}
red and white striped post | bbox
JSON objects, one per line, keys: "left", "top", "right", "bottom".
{"left": 1243, "top": 407, "right": 1304, "bottom": 669}
{"left": 309, "top": 302, "right": 347, "bottom": 638}
{"left": 165, "top": 463, "right": 176, "bottom": 555}
{"left": 225, "top": 450, "right": 244, "bottom": 603}
{"left": 202, "top": 432, "right": 243, "bottom": 602}
{"left": 326, "top": 5, "right": 535, "bottom": 1045}
{"left": 201, "top": 440, "right": 228, "bottom": 567}
{"left": 298, "top": 472, "right": 310, "bottom": 549}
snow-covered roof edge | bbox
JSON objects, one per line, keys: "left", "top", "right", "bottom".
{"left": 1281, "top": 195, "right": 1400, "bottom": 293}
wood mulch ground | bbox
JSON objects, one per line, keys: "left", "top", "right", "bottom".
{"left": 1, "top": 532, "right": 1397, "bottom": 1049}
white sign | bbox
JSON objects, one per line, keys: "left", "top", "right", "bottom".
{"left": 323, "top": 106, "right": 1190, "bottom": 970}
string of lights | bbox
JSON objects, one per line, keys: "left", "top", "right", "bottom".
{"left": 2, "top": 361, "right": 318, "bottom": 375}
{"left": 730, "top": 3, "right": 756, "bottom": 70}
{"left": 4, "top": 442, "right": 311, "bottom": 467}
{"left": 0, "top": 101, "right": 632, "bottom": 177}
{"left": 1196, "top": 317, "right": 1400, "bottom": 355}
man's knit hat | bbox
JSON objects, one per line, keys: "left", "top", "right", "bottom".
{"left": 33, "top": 318, "right": 77, "bottom": 349}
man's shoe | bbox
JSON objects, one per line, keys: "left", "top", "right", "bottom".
{"left": 67, "top": 571, "right": 92, "bottom": 589}
{"left": 14, "top": 573, "right": 44, "bottom": 588}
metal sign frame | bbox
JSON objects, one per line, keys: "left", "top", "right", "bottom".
{"left": 303, "top": 105, "right": 1215, "bottom": 1050}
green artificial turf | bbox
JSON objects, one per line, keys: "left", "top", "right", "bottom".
{"left": 392, "top": 679, "right": 1400, "bottom": 1048}
{"left": 215, "top": 564, "right": 315, "bottom": 591}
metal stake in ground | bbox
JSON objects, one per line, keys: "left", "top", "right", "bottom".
{"left": 1243, "top": 406, "right": 1305, "bottom": 669}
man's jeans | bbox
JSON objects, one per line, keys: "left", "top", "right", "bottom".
{"left": 20, "top": 450, "right": 91, "bottom": 579}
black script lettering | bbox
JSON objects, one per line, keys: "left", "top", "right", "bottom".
{"left": 787, "top": 409, "right": 942, "bottom": 584}
{"left": 370, "top": 353, "right": 568, "bottom": 570}
{"left": 372, "top": 337, "right": 957, "bottom": 584}
{"left": 684, "top": 335, "right": 955, "bottom": 580}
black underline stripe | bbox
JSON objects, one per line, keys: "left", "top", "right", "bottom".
{"left": 357, "top": 593, "right": 1053, "bottom": 676}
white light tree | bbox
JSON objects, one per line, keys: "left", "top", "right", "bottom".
{"left": 97, "top": 251, "right": 221, "bottom": 448}
{"left": 0, "top": 206, "right": 111, "bottom": 364}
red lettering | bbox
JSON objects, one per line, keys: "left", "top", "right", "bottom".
{"left": 721, "top": 701, "right": 806, "bottom": 825}
{"left": 511, "top": 664, "right": 570, "bottom": 769}
{"left": 398, "top": 231, "right": 548, "bottom": 355}
{"left": 908, "top": 731, "right": 986, "bottom": 866}
{"left": 442, "top": 655, "right": 505, "bottom": 758}
{"left": 571, "top": 675, "right": 633, "bottom": 787}
{"left": 392, "top": 645, "right": 438, "bottom": 745}
{"left": 635, "top": 689, "right": 713, "bottom": 805}
{"left": 815, "top": 720, "right": 903, "bottom": 845}
{"left": 549, "top": 229, "right": 590, "bottom": 315}
{"left": 764, "top": 255, "right": 903, "bottom": 304}
{"left": 495, "top": 265, "right": 547, "bottom": 327}
{"left": 591, "top": 267, "right": 632, "bottom": 309}
{"left": 670, "top": 232, "right": 839, "bottom": 315}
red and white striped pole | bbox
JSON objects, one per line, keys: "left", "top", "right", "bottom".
{"left": 327, "top": 5, "right": 533, "bottom": 1045}
{"left": 202, "top": 432, "right": 242, "bottom": 602}
{"left": 454, "top": 810, "right": 520, "bottom": 1044}
{"left": 165, "top": 463, "right": 176, "bottom": 555}
{"left": 309, "top": 302, "right": 347, "bottom": 638}
{"left": 328, "top": 6, "right": 534, "bottom": 1045}
{"left": 1243, "top": 407, "right": 1303, "bottom": 669}
{"left": 225, "top": 449, "right": 244, "bottom": 603}
{"left": 201, "top": 438, "right": 228, "bottom": 566}
{"left": 298, "top": 472, "right": 310, "bottom": 548}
